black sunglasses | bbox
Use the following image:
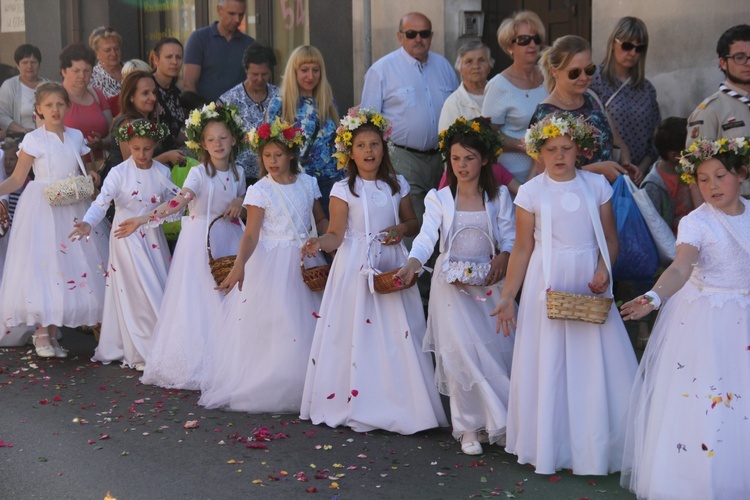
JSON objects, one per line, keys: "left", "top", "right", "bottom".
{"left": 401, "top": 30, "right": 432, "bottom": 40}
{"left": 616, "top": 39, "right": 647, "bottom": 53}
{"left": 512, "top": 34, "right": 542, "bottom": 46}
{"left": 567, "top": 63, "right": 597, "bottom": 80}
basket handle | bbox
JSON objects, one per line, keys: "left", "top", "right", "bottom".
{"left": 447, "top": 225, "right": 496, "bottom": 261}
{"left": 206, "top": 214, "right": 224, "bottom": 263}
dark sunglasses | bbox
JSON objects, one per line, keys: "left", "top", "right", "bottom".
{"left": 616, "top": 39, "right": 647, "bottom": 53}
{"left": 512, "top": 34, "right": 542, "bottom": 46}
{"left": 567, "top": 63, "right": 597, "bottom": 80}
{"left": 401, "top": 30, "right": 432, "bottom": 39}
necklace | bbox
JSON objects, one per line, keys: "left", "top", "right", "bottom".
{"left": 551, "top": 91, "right": 583, "bottom": 109}
{"left": 507, "top": 66, "right": 539, "bottom": 97}
{"left": 216, "top": 172, "right": 232, "bottom": 191}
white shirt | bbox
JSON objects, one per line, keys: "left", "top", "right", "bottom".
{"left": 361, "top": 47, "right": 458, "bottom": 151}
{"left": 438, "top": 82, "right": 485, "bottom": 133}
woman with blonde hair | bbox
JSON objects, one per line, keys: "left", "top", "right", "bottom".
{"left": 266, "top": 45, "right": 340, "bottom": 216}
{"left": 482, "top": 11, "right": 548, "bottom": 183}
{"left": 590, "top": 17, "right": 660, "bottom": 176}
{"left": 89, "top": 26, "right": 124, "bottom": 110}
{"left": 532, "top": 35, "right": 636, "bottom": 183}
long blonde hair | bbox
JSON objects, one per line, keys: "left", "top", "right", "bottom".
{"left": 539, "top": 35, "right": 591, "bottom": 94}
{"left": 279, "top": 45, "right": 338, "bottom": 126}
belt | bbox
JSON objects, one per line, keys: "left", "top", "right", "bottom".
{"left": 392, "top": 143, "right": 439, "bottom": 155}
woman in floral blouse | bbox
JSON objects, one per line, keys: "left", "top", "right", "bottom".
{"left": 266, "top": 45, "right": 340, "bottom": 216}
{"left": 219, "top": 44, "right": 278, "bottom": 186}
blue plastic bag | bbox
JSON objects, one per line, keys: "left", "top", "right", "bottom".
{"left": 611, "top": 175, "right": 658, "bottom": 281}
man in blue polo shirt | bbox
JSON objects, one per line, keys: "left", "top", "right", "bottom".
{"left": 184, "top": 0, "right": 255, "bottom": 103}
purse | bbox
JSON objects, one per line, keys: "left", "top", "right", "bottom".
{"left": 441, "top": 225, "right": 495, "bottom": 286}
{"left": 42, "top": 128, "right": 95, "bottom": 206}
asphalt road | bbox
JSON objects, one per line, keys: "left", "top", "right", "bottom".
{"left": 1, "top": 329, "right": 635, "bottom": 500}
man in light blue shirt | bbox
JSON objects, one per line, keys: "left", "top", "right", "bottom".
{"left": 360, "top": 12, "right": 458, "bottom": 227}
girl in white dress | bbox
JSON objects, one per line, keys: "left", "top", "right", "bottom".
{"left": 300, "top": 108, "right": 447, "bottom": 434}
{"left": 199, "top": 118, "right": 327, "bottom": 413}
{"left": 620, "top": 137, "right": 750, "bottom": 499}
{"left": 0, "top": 82, "right": 108, "bottom": 357}
{"left": 70, "top": 119, "right": 179, "bottom": 371}
{"left": 492, "top": 112, "right": 637, "bottom": 475}
{"left": 117, "top": 103, "right": 247, "bottom": 389}
{"left": 396, "top": 117, "right": 516, "bottom": 455}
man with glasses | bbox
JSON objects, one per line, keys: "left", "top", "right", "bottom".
{"left": 687, "top": 25, "right": 750, "bottom": 195}
{"left": 360, "top": 12, "right": 458, "bottom": 231}
{"left": 184, "top": 0, "right": 255, "bottom": 103}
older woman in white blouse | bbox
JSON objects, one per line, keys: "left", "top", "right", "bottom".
{"left": 438, "top": 41, "right": 493, "bottom": 132}
{"left": 482, "top": 11, "right": 548, "bottom": 182}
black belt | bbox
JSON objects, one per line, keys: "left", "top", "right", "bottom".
{"left": 392, "top": 143, "right": 439, "bottom": 155}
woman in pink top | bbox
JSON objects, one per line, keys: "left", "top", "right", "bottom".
{"left": 60, "top": 43, "right": 113, "bottom": 163}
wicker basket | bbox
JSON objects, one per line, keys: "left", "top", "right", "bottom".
{"left": 546, "top": 290, "right": 613, "bottom": 324}
{"left": 445, "top": 226, "right": 495, "bottom": 286}
{"left": 373, "top": 269, "right": 417, "bottom": 294}
{"left": 0, "top": 216, "right": 9, "bottom": 238}
{"left": 301, "top": 260, "right": 330, "bottom": 292}
{"left": 366, "top": 236, "right": 417, "bottom": 294}
{"left": 207, "top": 215, "right": 237, "bottom": 286}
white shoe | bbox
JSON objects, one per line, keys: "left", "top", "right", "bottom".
{"left": 461, "top": 440, "right": 483, "bottom": 456}
{"left": 52, "top": 345, "right": 68, "bottom": 358}
{"left": 32, "top": 334, "right": 55, "bottom": 358}
{"left": 133, "top": 363, "right": 145, "bottom": 372}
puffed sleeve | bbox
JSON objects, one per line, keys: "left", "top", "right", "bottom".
{"left": 330, "top": 179, "right": 349, "bottom": 203}
{"left": 244, "top": 183, "right": 269, "bottom": 209}
{"left": 308, "top": 174, "right": 322, "bottom": 200}
{"left": 396, "top": 174, "right": 411, "bottom": 197}
{"left": 409, "top": 188, "right": 443, "bottom": 265}
{"left": 514, "top": 182, "right": 535, "bottom": 214}
{"left": 182, "top": 165, "right": 203, "bottom": 197}
{"left": 18, "top": 130, "right": 42, "bottom": 158}
{"left": 675, "top": 209, "right": 703, "bottom": 251}
{"left": 236, "top": 173, "right": 247, "bottom": 198}
{"left": 595, "top": 173, "right": 614, "bottom": 205}
{"left": 494, "top": 185, "right": 515, "bottom": 254}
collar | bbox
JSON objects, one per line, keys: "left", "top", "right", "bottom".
{"left": 723, "top": 80, "right": 750, "bottom": 98}
{"left": 398, "top": 47, "right": 429, "bottom": 67}
{"left": 209, "top": 21, "right": 241, "bottom": 40}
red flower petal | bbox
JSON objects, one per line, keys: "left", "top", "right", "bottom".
{"left": 326, "top": 393, "right": 335, "bottom": 399}
{"left": 549, "top": 476, "right": 561, "bottom": 482}
{"left": 305, "top": 487, "right": 317, "bottom": 493}
{"left": 486, "top": 289, "right": 492, "bottom": 296}
{"left": 312, "top": 312, "right": 321, "bottom": 319}
{"left": 350, "top": 390, "right": 359, "bottom": 397}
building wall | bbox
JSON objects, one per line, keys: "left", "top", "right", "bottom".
{"left": 591, "top": 0, "right": 748, "bottom": 119}
{"left": 351, "top": 0, "right": 448, "bottom": 104}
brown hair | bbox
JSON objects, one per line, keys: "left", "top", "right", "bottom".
{"left": 115, "top": 70, "right": 158, "bottom": 123}
{"left": 34, "top": 82, "right": 70, "bottom": 120}
{"left": 601, "top": 17, "right": 649, "bottom": 88}
{"left": 345, "top": 123, "right": 400, "bottom": 197}
{"left": 444, "top": 133, "right": 498, "bottom": 201}
{"left": 257, "top": 141, "right": 302, "bottom": 178}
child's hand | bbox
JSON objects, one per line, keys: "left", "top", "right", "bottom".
{"left": 69, "top": 221, "right": 92, "bottom": 241}
{"left": 380, "top": 225, "right": 404, "bottom": 245}
{"left": 490, "top": 297, "right": 516, "bottom": 336}
{"left": 215, "top": 264, "right": 244, "bottom": 294}
{"left": 114, "top": 216, "right": 146, "bottom": 239}
{"left": 163, "top": 149, "right": 187, "bottom": 165}
{"left": 588, "top": 266, "right": 610, "bottom": 294}
{"left": 223, "top": 198, "right": 244, "bottom": 219}
{"left": 393, "top": 258, "right": 421, "bottom": 288}
{"left": 620, "top": 295, "right": 654, "bottom": 321}
{"left": 302, "top": 237, "right": 321, "bottom": 258}
{"left": 485, "top": 252, "right": 509, "bottom": 286}
{"left": 624, "top": 163, "right": 643, "bottom": 185}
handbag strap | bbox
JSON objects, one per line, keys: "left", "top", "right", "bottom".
{"left": 604, "top": 77, "right": 631, "bottom": 108}
{"left": 541, "top": 173, "right": 613, "bottom": 297}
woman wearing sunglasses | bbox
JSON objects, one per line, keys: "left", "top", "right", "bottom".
{"left": 532, "top": 35, "right": 634, "bottom": 183}
{"left": 590, "top": 17, "right": 660, "bottom": 179}
{"left": 482, "top": 11, "right": 549, "bottom": 183}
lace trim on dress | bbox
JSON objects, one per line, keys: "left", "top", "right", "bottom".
{"left": 679, "top": 279, "right": 750, "bottom": 309}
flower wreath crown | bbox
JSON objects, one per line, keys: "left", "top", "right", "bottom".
{"left": 678, "top": 137, "right": 750, "bottom": 184}
{"left": 333, "top": 107, "right": 392, "bottom": 169}
{"left": 246, "top": 117, "right": 306, "bottom": 154}
{"left": 524, "top": 112, "right": 599, "bottom": 161}
{"left": 438, "top": 116, "right": 503, "bottom": 164}
{"left": 184, "top": 102, "right": 248, "bottom": 155}
{"left": 113, "top": 119, "right": 169, "bottom": 145}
